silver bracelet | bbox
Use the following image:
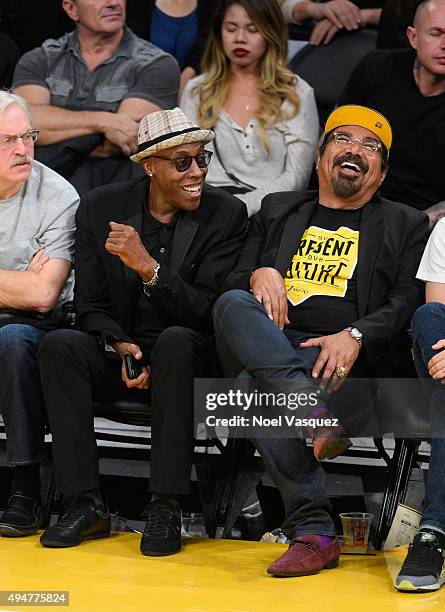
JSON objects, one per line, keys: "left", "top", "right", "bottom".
{"left": 142, "top": 263, "right": 160, "bottom": 296}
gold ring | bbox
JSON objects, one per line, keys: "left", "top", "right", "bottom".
{"left": 335, "top": 366, "right": 348, "bottom": 379}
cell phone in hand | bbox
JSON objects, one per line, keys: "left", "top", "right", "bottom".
{"left": 123, "top": 353, "right": 143, "bottom": 380}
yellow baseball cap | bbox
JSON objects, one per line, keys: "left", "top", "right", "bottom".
{"left": 325, "top": 105, "right": 392, "bottom": 151}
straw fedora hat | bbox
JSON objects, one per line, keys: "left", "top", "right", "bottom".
{"left": 130, "top": 107, "right": 214, "bottom": 163}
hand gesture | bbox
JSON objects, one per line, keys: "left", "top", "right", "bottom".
{"left": 102, "top": 113, "right": 139, "bottom": 156}
{"left": 311, "top": 0, "right": 361, "bottom": 30}
{"left": 250, "top": 267, "right": 290, "bottom": 330}
{"left": 113, "top": 340, "right": 151, "bottom": 390}
{"left": 105, "top": 222, "right": 157, "bottom": 280}
{"left": 428, "top": 339, "right": 445, "bottom": 383}
{"left": 28, "top": 248, "right": 49, "bottom": 273}
{"left": 300, "top": 330, "right": 360, "bottom": 392}
{"left": 310, "top": 18, "right": 340, "bottom": 45}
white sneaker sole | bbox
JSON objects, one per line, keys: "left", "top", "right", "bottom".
{"left": 396, "top": 571, "right": 445, "bottom": 592}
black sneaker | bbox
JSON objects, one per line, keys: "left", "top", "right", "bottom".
{"left": 396, "top": 532, "right": 445, "bottom": 591}
{"left": 40, "top": 498, "right": 111, "bottom": 548}
{"left": 140, "top": 499, "right": 182, "bottom": 557}
{"left": 0, "top": 493, "right": 43, "bottom": 537}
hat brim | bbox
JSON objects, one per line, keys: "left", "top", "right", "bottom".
{"left": 130, "top": 129, "right": 214, "bottom": 163}
{"left": 325, "top": 105, "right": 392, "bottom": 151}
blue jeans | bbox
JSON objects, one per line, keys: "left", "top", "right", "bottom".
{"left": 412, "top": 302, "right": 445, "bottom": 535}
{"left": 213, "top": 290, "right": 336, "bottom": 537}
{"left": 0, "top": 324, "right": 46, "bottom": 465}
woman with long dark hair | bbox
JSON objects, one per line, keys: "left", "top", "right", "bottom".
{"left": 180, "top": 0, "right": 319, "bottom": 216}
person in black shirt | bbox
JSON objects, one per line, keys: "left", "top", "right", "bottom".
{"left": 0, "top": 31, "right": 19, "bottom": 88}
{"left": 35, "top": 108, "right": 247, "bottom": 554}
{"left": 377, "top": 0, "right": 421, "bottom": 48}
{"left": 340, "top": 0, "right": 445, "bottom": 224}
{"left": 0, "top": 0, "right": 72, "bottom": 55}
{"left": 213, "top": 104, "right": 427, "bottom": 578}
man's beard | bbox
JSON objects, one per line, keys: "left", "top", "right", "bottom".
{"left": 331, "top": 152, "right": 368, "bottom": 198}
{"left": 331, "top": 174, "right": 362, "bottom": 198}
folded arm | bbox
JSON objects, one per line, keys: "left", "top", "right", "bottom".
{"left": 14, "top": 84, "right": 160, "bottom": 156}
{"left": 284, "top": 0, "right": 361, "bottom": 29}
{"left": 0, "top": 254, "right": 71, "bottom": 313}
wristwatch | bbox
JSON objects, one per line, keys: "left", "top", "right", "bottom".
{"left": 344, "top": 326, "right": 363, "bottom": 348}
{"left": 142, "top": 263, "right": 160, "bottom": 297}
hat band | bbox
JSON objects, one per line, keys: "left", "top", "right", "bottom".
{"left": 136, "top": 127, "right": 201, "bottom": 155}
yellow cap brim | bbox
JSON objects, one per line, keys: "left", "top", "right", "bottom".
{"left": 325, "top": 105, "right": 392, "bottom": 151}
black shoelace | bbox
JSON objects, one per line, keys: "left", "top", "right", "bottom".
{"left": 57, "top": 501, "right": 95, "bottom": 528}
{"left": 144, "top": 504, "right": 178, "bottom": 539}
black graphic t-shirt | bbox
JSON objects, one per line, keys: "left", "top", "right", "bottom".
{"left": 285, "top": 203, "right": 362, "bottom": 335}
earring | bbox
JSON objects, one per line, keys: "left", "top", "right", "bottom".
{"left": 147, "top": 171, "right": 153, "bottom": 177}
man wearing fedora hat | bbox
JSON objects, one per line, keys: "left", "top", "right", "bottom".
{"left": 213, "top": 105, "right": 428, "bottom": 577}
{"left": 36, "top": 108, "right": 247, "bottom": 552}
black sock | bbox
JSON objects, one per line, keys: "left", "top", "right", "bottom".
{"left": 151, "top": 493, "right": 181, "bottom": 508}
{"left": 419, "top": 528, "right": 445, "bottom": 549}
{"left": 63, "top": 488, "right": 104, "bottom": 510}
{"left": 11, "top": 464, "right": 40, "bottom": 499}
{"left": 79, "top": 488, "right": 105, "bottom": 508}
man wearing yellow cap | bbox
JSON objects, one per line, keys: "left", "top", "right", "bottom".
{"left": 213, "top": 104, "right": 427, "bottom": 577}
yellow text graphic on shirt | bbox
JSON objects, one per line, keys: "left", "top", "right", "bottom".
{"left": 285, "top": 225, "right": 359, "bottom": 306}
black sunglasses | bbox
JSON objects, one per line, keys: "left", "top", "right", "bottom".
{"left": 150, "top": 149, "right": 213, "bottom": 173}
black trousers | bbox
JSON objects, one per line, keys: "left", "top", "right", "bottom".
{"left": 37, "top": 326, "right": 215, "bottom": 497}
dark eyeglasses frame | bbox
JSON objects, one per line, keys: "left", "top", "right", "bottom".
{"left": 0, "top": 129, "right": 39, "bottom": 149}
{"left": 150, "top": 150, "right": 213, "bottom": 172}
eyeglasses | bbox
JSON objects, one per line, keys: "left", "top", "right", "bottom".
{"left": 0, "top": 129, "right": 39, "bottom": 150}
{"left": 150, "top": 150, "right": 213, "bottom": 172}
{"left": 331, "top": 131, "right": 382, "bottom": 154}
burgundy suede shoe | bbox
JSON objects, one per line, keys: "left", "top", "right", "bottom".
{"left": 267, "top": 535, "right": 340, "bottom": 577}
{"left": 305, "top": 406, "right": 352, "bottom": 460}
{"left": 313, "top": 431, "right": 352, "bottom": 461}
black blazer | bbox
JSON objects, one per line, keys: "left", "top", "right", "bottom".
{"left": 126, "top": 0, "right": 217, "bottom": 73}
{"left": 74, "top": 177, "right": 247, "bottom": 344}
{"left": 224, "top": 190, "right": 428, "bottom": 368}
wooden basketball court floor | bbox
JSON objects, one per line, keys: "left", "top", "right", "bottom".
{"left": 1, "top": 534, "right": 444, "bottom": 611}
